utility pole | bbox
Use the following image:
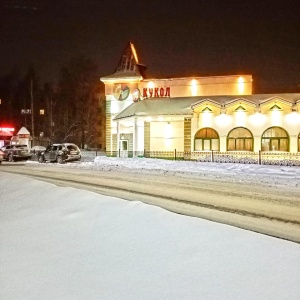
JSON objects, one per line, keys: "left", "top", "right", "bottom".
{"left": 30, "top": 79, "right": 35, "bottom": 142}
{"left": 50, "top": 94, "right": 53, "bottom": 142}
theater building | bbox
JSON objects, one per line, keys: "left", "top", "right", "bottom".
{"left": 101, "top": 42, "right": 300, "bottom": 158}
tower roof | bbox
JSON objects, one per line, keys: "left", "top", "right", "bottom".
{"left": 101, "top": 42, "right": 146, "bottom": 83}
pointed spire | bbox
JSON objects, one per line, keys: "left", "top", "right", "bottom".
{"left": 101, "top": 42, "right": 147, "bottom": 83}
{"left": 115, "top": 42, "right": 139, "bottom": 73}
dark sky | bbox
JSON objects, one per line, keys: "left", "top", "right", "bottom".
{"left": 1, "top": 0, "right": 299, "bottom": 93}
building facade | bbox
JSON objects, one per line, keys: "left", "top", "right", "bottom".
{"left": 101, "top": 43, "right": 300, "bottom": 157}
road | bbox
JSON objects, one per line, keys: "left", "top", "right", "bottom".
{"left": 1, "top": 161, "right": 300, "bottom": 243}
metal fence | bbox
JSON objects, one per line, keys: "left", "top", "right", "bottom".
{"left": 90, "top": 150, "right": 300, "bottom": 166}
{"left": 80, "top": 149, "right": 106, "bottom": 162}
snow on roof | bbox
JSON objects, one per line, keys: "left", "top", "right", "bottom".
{"left": 17, "top": 127, "right": 30, "bottom": 135}
{"left": 114, "top": 94, "right": 300, "bottom": 121}
{"left": 114, "top": 97, "right": 195, "bottom": 120}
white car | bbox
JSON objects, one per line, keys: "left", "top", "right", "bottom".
{"left": 1, "top": 144, "right": 32, "bottom": 162}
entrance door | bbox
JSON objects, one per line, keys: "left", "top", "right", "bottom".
{"left": 119, "top": 140, "right": 128, "bottom": 157}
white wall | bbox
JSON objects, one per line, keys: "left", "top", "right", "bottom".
{"left": 150, "top": 121, "right": 184, "bottom": 151}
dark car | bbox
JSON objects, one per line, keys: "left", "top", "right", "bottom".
{"left": 30, "top": 146, "right": 46, "bottom": 161}
{"left": 1, "top": 144, "right": 32, "bottom": 162}
{"left": 38, "top": 143, "right": 81, "bottom": 164}
{"left": 63, "top": 143, "right": 81, "bottom": 161}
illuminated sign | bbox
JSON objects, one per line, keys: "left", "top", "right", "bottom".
{"left": 113, "top": 84, "right": 130, "bottom": 101}
{"left": 132, "top": 89, "right": 141, "bottom": 102}
{"left": 143, "top": 87, "right": 170, "bottom": 98}
{"left": 0, "top": 127, "right": 14, "bottom": 132}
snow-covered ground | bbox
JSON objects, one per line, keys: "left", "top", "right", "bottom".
{"left": 29, "top": 156, "right": 300, "bottom": 188}
{"left": 1, "top": 158, "right": 300, "bottom": 299}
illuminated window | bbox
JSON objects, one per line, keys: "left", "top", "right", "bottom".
{"left": 40, "top": 109, "right": 45, "bottom": 115}
{"left": 194, "top": 128, "right": 219, "bottom": 151}
{"left": 261, "top": 127, "right": 289, "bottom": 152}
{"left": 298, "top": 133, "right": 300, "bottom": 152}
{"left": 227, "top": 127, "right": 253, "bottom": 151}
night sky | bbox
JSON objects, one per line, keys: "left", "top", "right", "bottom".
{"left": 1, "top": 0, "right": 299, "bottom": 93}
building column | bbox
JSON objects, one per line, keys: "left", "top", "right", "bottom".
{"left": 117, "top": 121, "right": 120, "bottom": 156}
{"left": 132, "top": 118, "right": 138, "bottom": 157}
{"left": 290, "top": 135, "right": 298, "bottom": 153}
{"left": 191, "top": 113, "right": 199, "bottom": 151}
{"left": 219, "top": 136, "right": 227, "bottom": 152}
{"left": 253, "top": 136, "right": 261, "bottom": 152}
{"left": 184, "top": 118, "right": 192, "bottom": 152}
{"left": 144, "top": 122, "right": 150, "bottom": 156}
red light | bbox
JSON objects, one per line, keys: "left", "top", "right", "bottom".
{"left": 0, "top": 127, "right": 15, "bottom": 132}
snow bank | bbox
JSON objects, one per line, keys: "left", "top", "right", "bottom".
{"left": 1, "top": 172, "right": 300, "bottom": 300}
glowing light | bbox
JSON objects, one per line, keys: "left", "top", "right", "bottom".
{"left": 215, "top": 114, "right": 232, "bottom": 127}
{"left": 201, "top": 111, "right": 212, "bottom": 127}
{"left": 148, "top": 81, "right": 154, "bottom": 89}
{"left": 164, "top": 122, "right": 173, "bottom": 139}
{"left": 270, "top": 110, "right": 282, "bottom": 126}
{"left": 191, "top": 79, "right": 198, "bottom": 96}
{"left": 249, "top": 113, "right": 267, "bottom": 126}
{"left": 238, "top": 76, "right": 245, "bottom": 94}
{"left": 0, "top": 127, "right": 14, "bottom": 132}
{"left": 285, "top": 112, "right": 300, "bottom": 125}
{"left": 235, "top": 111, "right": 246, "bottom": 126}
{"left": 130, "top": 43, "right": 139, "bottom": 63}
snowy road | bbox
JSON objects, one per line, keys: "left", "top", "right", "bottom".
{"left": 1, "top": 171, "right": 300, "bottom": 300}
{"left": 1, "top": 158, "right": 300, "bottom": 242}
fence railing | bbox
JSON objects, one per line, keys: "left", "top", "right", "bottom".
{"left": 82, "top": 149, "right": 300, "bottom": 166}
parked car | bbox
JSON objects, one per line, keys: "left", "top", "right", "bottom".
{"left": 1, "top": 144, "right": 32, "bottom": 162}
{"left": 30, "top": 145, "right": 46, "bottom": 161}
{"left": 38, "top": 143, "right": 81, "bottom": 164}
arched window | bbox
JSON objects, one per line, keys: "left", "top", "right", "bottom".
{"left": 194, "top": 128, "right": 219, "bottom": 151}
{"left": 227, "top": 127, "right": 253, "bottom": 151}
{"left": 261, "top": 127, "right": 289, "bottom": 152}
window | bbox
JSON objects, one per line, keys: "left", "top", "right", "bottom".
{"left": 194, "top": 128, "right": 219, "bottom": 151}
{"left": 227, "top": 127, "right": 253, "bottom": 151}
{"left": 261, "top": 127, "right": 289, "bottom": 152}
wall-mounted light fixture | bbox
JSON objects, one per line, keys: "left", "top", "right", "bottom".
{"left": 191, "top": 79, "right": 198, "bottom": 96}
{"left": 238, "top": 76, "right": 245, "bottom": 94}
{"left": 164, "top": 122, "right": 172, "bottom": 139}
